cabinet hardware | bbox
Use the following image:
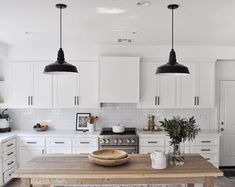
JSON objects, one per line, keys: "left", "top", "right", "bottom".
{"left": 7, "top": 161, "right": 14, "bottom": 166}
{"left": 221, "top": 122, "right": 224, "bottom": 125}
{"left": 194, "top": 97, "right": 197, "bottom": 105}
{"left": 42, "top": 149, "right": 45, "bottom": 154}
{"left": 26, "top": 142, "right": 37, "bottom": 144}
{"left": 154, "top": 96, "right": 157, "bottom": 105}
{"left": 54, "top": 142, "right": 65, "bottom": 144}
{"left": 74, "top": 96, "right": 76, "bottom": 105}
{"left": 7, "top": 152, "right": 14, "bottom": 156}
{"left": 201, "top": 141, "right": 211, "bottom": 143}
{"left": 80, "top": 142, "right": 90, "bottom": 144}
{"left": 221, "top": 127, "right": 224, "bottom": 132}
{"left": 28, "top": 96, "right": 30, "bottom": 105}
{"left": 157, "top": 96, "right": 160, "bottom": 105}
{"left": 148, "top": 141, "right": 158, "bottom": 144}
{"left": 197, "top": 96, "right": 199, "bottom": 105}
{"left": 201, "top": 149, "right": 210, "bottom": 151}
{"left": 205, "top": 158, "right": 210, "bottom": 160}
{"left": 7, "top": 143, "right": 13, "bottom": 147}
{"left": 77, "top": 96, "right": 79, "bottom": 105}
{"left": 31, "top": 96, "right": 33, "bottom": 105}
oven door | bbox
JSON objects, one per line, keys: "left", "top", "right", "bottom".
{"left": 99, "top": 145, "right": 138, "bottom": 154}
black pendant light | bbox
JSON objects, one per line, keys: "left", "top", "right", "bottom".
{"left": 44, "top": 4, "right": 78, "bottom": 74}
{"left": 156, "top": 4, "right": 189, "bottom": 75}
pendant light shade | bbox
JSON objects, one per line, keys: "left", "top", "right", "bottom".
{"left": 156, "top": 4, "right": 189, "bottom": 75}
{"left": 44, "top": 4, "right": 78, "bottom": 74}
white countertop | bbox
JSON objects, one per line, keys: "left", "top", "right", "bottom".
{"left": 137, "top": 129, "right": 221, "bottom": 138}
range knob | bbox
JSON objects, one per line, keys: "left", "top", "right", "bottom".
{"left": 131, "top": 139, "right": 135, "bottom": 144}
{"left": 118, "top": 139, "right": 123, "bottom": 144}
{"left": 127, "top": 139, "right": 131, "bottom": 144}
{"left": 114, "top": 139, "right": 118, "bottom": 144}
{"left": 105, "top": 139, "right": 110, "bottom": 144}
{"left": 99, "top": 139, "right": 105, "bottom": 144}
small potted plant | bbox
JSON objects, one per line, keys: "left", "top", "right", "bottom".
{"left": 159, "top": 116, "right": 200, "bottom": 166}
{"left": 0, "top": 109, "right": 10, "bottom": 129}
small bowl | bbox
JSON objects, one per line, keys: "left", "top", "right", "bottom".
{"left": 33, "top": 127, "right": 48, "bottom": 132}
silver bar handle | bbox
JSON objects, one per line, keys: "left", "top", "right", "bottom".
{"left": 54, "top": 142, "right": 65, "bottom": 144}
{"left": 28, "top": 96, "right": 30, "bottom": 105}
{"left": 74, "top": 96, "right": 76, "bottom": 105}
{"left": 201, "top": 149, "right": 210, "bottom": 151}
{"left": 158, "top": 96, "right": 160, "bottom": 105}
{"left": 154, "top": 96, "right": 157, "bottom": 105}
{"left": 31, "top": 96, "right": 33, "bottom": 105}
{"left": 80, "top": 142, "right": 90, "bottom": 144}
{"left": 194, "top": 97, "right": 196, "bottom": 106}
{"left": 148, "top": 141, "right": 158, "bottom": 144}
{"left": 77, "top": 96, "right": 79, "bottom": 105}
{"left": 197, "top": 96, "right": 199, "bottom": 105}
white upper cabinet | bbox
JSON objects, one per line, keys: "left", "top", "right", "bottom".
{"left": 53, "top": 62, "right": 99, "bottom": 108}
{"left": 53, "top": 73, "right": 78, "bottom": 108}
{"left": 99, "top": 57, "right": 140, "bottom": 103}
{"left": 9, "top": 62, "right": 53, "bottom": 108}
{"left": 9, "top": 62, "right": 33, "bottom": 108}
{"left": 196, "top": 62, "right": 215, "bottom": 108}
{"left": 139, "top": 60, "right": 215, "bottom": 109}
{"left": 176, "top": 63, "right": 197, "bottom": 108}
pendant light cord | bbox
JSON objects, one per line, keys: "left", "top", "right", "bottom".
{"left": 171, "top": 8, "right": 174, "bottom": 49}
{"left": 60, "top": 7, "right": 62, "bottom": 48}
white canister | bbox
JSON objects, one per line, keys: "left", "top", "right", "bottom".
{"left": 150, "top": 150, "right": 167, "bottom": 169}
{"left": 0, "top": 119, "right": 9, "bottom": 129}
{"left": 87, "top": 123, "right": 95, "bottom": 132}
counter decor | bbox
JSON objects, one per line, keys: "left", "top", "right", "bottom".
{"left": 160, "top": 116, "right": 200, "bottom": 166}
{"left": 0, "top": 109, "right": 11, "bottom": 132}
{"left": 150, "top": 150, "right": 167, "bottom": 169}
{"left": 86, "top": 115, "right": 98, "bottom": 132}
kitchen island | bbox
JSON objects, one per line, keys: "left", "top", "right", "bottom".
{"left": 12, "top": 154, "right": 222, "bottom": 187}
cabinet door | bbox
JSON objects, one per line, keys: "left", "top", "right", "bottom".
{"left": 138, "top": 62, "right": 158, "bottom": 108}
{"left": 33, "top": 63, "right": 53, "bottom": 108}
{"left": 53, "top": 72, "right": 78, "bottom": 108}
{"left": 78, "top": 62, "right": 99, "bottom": 108}
{"left": 9, "top": 62, "right": 33, "bottom": 108}
{"left": 197, "top": 63, "right": 215, "bottom": 108}
{"left": 156, "top": 64, "right": 176, "bottom": 108}
{"left": 176, "top": 63, "right": 197, "bottom": 108}
{"left": 18, "top": 147, "right": 44, "bottom": 167}
{"left": 46, "top": 147, "right": 72, "bottom": 154}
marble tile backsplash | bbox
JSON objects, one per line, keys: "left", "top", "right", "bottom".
{"left": 8, "top": 104, "right": 215, "bottom": 130}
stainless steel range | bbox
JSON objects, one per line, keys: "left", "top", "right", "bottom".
{"left": 98, "top": 127, "right": 138, "bottom": 154}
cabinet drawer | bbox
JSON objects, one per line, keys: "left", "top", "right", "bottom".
{"left": 200, "top": 154, "right": 218, "bottom": 164}
{"left": 3, "top": 148, "right": 16, "bottom": 161}
{"left": 139, "top": 147, "right": 165, "bottom": 154}
{"left": 191, "top": 146, "right": 219, "bottom": 154}
{"left": 73, "top": 138, "right": 98, "bottom": 147}
{"left": 3, "top": 165, "right": 16, "bottom": 184}
{"left": 19, "top": 137, "right": 45, "bottom": 147}
{"left": 3, "top": 139, "right": 16, "bottom": 152}
{"left": 46, "top": 147, "right": 72, "bottom": 154}
{"left": 73, "top": 147, "right": 97, "bottom": 154}
{"left": 192, "top": 138, "right": 219, "bottom": 146}
{"left": 46, "top": 138, "right": 71, "bottom": 147}
{"left": 3, "top": 156, "right": 17, "bottom": 172}
{"left": 140, "top": 138, "right": 164, "bottom": 147}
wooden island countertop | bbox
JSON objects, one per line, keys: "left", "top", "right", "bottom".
{"left": 12, "top": 154, "right": 223, "bottom": 187}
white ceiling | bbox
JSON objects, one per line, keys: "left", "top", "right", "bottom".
{"left": 0, "top": 0, "right": 235, "bottom": 46}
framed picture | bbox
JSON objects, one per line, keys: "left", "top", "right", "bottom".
{"left": 76, "top": 113, "right": 91, "bottom": 131}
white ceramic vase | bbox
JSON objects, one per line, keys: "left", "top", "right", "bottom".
{"left": 150, "top": 150, "right": 167, "bottom": 169}
{"left": 87, "top": 123, "right": 95, "bottom": 132}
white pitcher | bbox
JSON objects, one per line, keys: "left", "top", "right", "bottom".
{"left": 150, "top": 150, "right": 167, "bottom": 169}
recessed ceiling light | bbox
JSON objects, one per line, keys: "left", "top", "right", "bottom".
{"left": 136, "top": 1, "right": 151, "bottom": 7}
{"left": 97, "top": 7, "right": 125, "bottom": 14}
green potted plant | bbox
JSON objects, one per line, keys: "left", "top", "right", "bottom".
{"left": 159, "top": 116, "right": 200, "bottom": 166}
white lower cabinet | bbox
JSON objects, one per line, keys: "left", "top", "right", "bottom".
{"left": 139, "top": 134, "right": 220, "bottom": 168}
{"left": 1, "top": 137, "right": 17, "bottom": 185}
{"left": 46, "top": 138, "right": 72, "bottom": 154}
{"left": 72, "top": 137, "right": 98, "bottom": 154}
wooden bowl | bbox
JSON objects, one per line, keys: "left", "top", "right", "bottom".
{"left": 88, "top": 154, "right": 130, "bottom": 167}
{"left": 33, "top": 127, "right": 48, "bottom": 132}
{"left": 90, "top": 149, "right": 128, "bottom": 160}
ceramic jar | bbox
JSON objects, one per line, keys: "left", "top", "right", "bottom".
{"left": 150, "top": 150, "right": 167, "bottom": 169}
{"left": 87, "top": 123, "right": 95, "bottom": 132}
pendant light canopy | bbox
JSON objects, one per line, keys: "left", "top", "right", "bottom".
{"left": 44, "top": 4, "right": 78, "bottom": 74}
{"left": 156, "top": 4, "right": 189, "bottom": 75}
